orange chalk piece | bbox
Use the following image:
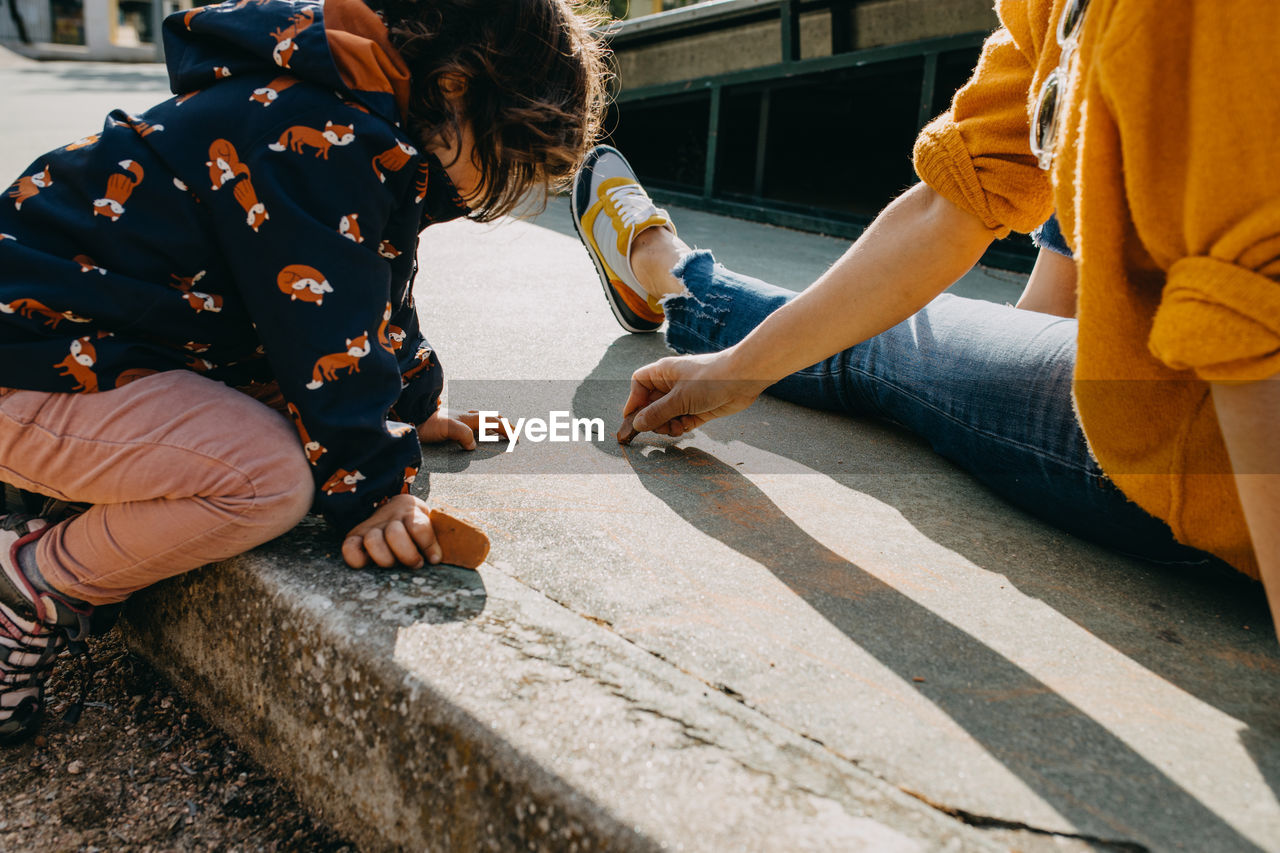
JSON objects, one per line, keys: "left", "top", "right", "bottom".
{"left": 428, "top": 509, "right": 490, "bottom": 569}
{"left": 459, "top": 409, "right": 512, "bottom": 441}
{"left": 616, "top": 412, "right": 638, "bottom": 445}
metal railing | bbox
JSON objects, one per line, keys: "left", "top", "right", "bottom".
{"left": 606, "top": 0, "right": 1033, "bottom": 270}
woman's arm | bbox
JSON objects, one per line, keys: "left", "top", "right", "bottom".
{"left": 1015, "top": 247, "right": 1077, "bottom": 318}
{"left": 1211, "top": 377, "right": 1280, "bottom": 641}
{"left": 626, "top": 183, "right": 994, "bottom": 433}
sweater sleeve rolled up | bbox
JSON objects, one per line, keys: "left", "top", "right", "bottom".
{"left": 1120, "top": 4, "right": 1280, "bottom": 383}
{"left": 1149, "top": 257, "right": 1280, "bottom": 384}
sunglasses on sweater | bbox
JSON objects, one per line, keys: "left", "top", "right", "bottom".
{"left": 1030, "top": 0, "right": 1091, "bottom": 171}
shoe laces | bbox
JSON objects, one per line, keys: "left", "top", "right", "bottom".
{"left": 0, "top": 509, "right": 98, "bottom": 728}
{"left": 604, "top": 182, "right": 659, "bottom": 230}
{"left": 0, "top": 611, "right": 96, "bottom": 727}
{"left": 1, "top": 603, "right": 64, "bottom": 706}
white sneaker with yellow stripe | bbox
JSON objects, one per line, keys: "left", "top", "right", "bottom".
{"left": 571, "top": 146, "right": 674, "bottom": 333}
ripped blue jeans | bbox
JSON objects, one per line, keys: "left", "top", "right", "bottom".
{"left": 662, "top": 250, "right": 1206, "bottom": 563}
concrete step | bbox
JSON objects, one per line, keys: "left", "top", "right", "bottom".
{"left": 123, "top": 524, "right": 1005, "bottom": 852}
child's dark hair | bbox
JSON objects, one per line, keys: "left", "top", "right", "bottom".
{"left": 367, "top": 0, "right": 610, "bottom": 221}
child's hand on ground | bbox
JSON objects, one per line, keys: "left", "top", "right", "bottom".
{"left": 342, "top": 494, "right": 440, "bottom": 569}
{"left": 416, "top": 408, "right": 477, "bottom": 449}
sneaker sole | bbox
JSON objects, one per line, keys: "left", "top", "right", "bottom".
{"left": 571, "top": 146, "right": 663, "bottom": 334}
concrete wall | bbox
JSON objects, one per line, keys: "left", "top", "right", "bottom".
{"left": 0, "top": 0, "right": 53, "bottom": 43}
{"left": 849, "top": 0, "right": 997, "bottom": 47}
{"left": 616, "top": 10, "right": 832, "bottom": 89}
{"left": 615, "top": 0, "right": 998, "bottom": 90}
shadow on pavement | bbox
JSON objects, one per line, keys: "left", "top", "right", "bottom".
{"left": 571, "top": 334, "right": 1278, "bottom": 851}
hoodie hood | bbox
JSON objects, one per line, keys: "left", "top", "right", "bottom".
{"left": 162, "top": 0, "right": 411, "bottom": 125}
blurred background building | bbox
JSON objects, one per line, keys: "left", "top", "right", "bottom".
{"left": 0, "top": 0, "right": 192, "bottom": 60}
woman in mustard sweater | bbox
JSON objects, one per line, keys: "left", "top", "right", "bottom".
{"left": 571, "top": 0, "right": 1280, "bottom": 639}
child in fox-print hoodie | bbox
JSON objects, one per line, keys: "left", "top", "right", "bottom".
{"left": 0, "top": 0, "right": 606, "bottom": 743}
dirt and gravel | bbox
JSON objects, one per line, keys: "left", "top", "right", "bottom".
{"left": 0, "top": 627, "right": 354, "bottom": 852}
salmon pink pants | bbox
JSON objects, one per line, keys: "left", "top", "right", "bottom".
{"left": 0, "top": 370, "right": 313, "bottom": 605}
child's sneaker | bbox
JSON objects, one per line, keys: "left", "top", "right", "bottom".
{"left": 0, "top": 514, "right": 99, "bottom": 744}
{"left": 571, "top": 145, "right": 674, "bottom": 333}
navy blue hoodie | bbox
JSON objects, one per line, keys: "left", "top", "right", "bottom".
{"left": 0, "top": 0, "right": 470, "bottom": 534}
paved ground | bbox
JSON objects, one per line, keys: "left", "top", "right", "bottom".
{"left": 3, "top": 48, "right": 1279, "bottom": 853}
{"left": 399, "top": 209, "right": 1280, "bottom": 852}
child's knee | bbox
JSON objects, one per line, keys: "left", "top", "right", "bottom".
{"left": 210, "top": 405, "right": 315, "bottom": 540}
{"left": 249, "top": 440, "right": 314, "bottom": 538}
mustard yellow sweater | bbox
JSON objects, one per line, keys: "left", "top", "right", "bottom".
{"left": 914, "top": 0, "right": 1280, "bottom": 578}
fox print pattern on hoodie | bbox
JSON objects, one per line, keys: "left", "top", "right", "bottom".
{"left": 0, "top": 0, "right": 471, "bottom": 533}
